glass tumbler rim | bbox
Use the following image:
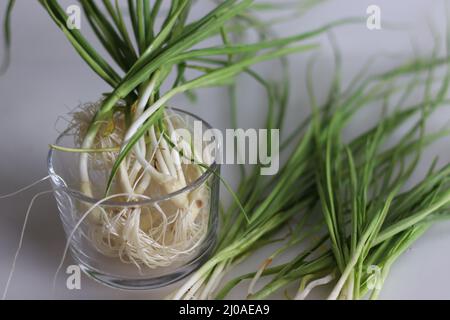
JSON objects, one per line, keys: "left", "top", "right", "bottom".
{"left": 47, "top": 106, "right": 220, "bottom": 207}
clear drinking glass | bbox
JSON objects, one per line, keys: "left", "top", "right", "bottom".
{"left": 48, "top": 108, "right": 220, "bottom": 289}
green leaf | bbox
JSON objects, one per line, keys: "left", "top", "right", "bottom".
{"left": 39, "top": 0, "right": 121, "bottom": 86}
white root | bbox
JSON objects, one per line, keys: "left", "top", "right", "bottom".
{"left": 248, "top": 258, "right": 273, "bottom": 296}
{"left": 199, "top": 262, "right": 227, "bottom": 300}
{"left": 173, "top": 263, "right": 215, "bottom": 300}
{"left": 0, "top": 176, "right": 50, "bottom": 199}
{"left": 2, "top": 190, "right": 53, "bottom": 300}
{"left": 183, "top": 273, "right": 209, "bottom": 300}
{"left": 295, "top": 273, "right": 335, "bottom": 300}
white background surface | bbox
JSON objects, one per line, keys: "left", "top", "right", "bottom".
{"left": 1, "top": 0, "right": 450, "bottom": 299}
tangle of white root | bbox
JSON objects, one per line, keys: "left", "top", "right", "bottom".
{"left": 65, "top": 102, "right": 211, "bottom": 273}
{"left": 295, "top": 273, "right": 335, "bottom": 300}
{"left": 53, "top": 193, "right": 151, "bottom": 291}
{"left": 2, "top": 190, "right": 53, "bottom": 300}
